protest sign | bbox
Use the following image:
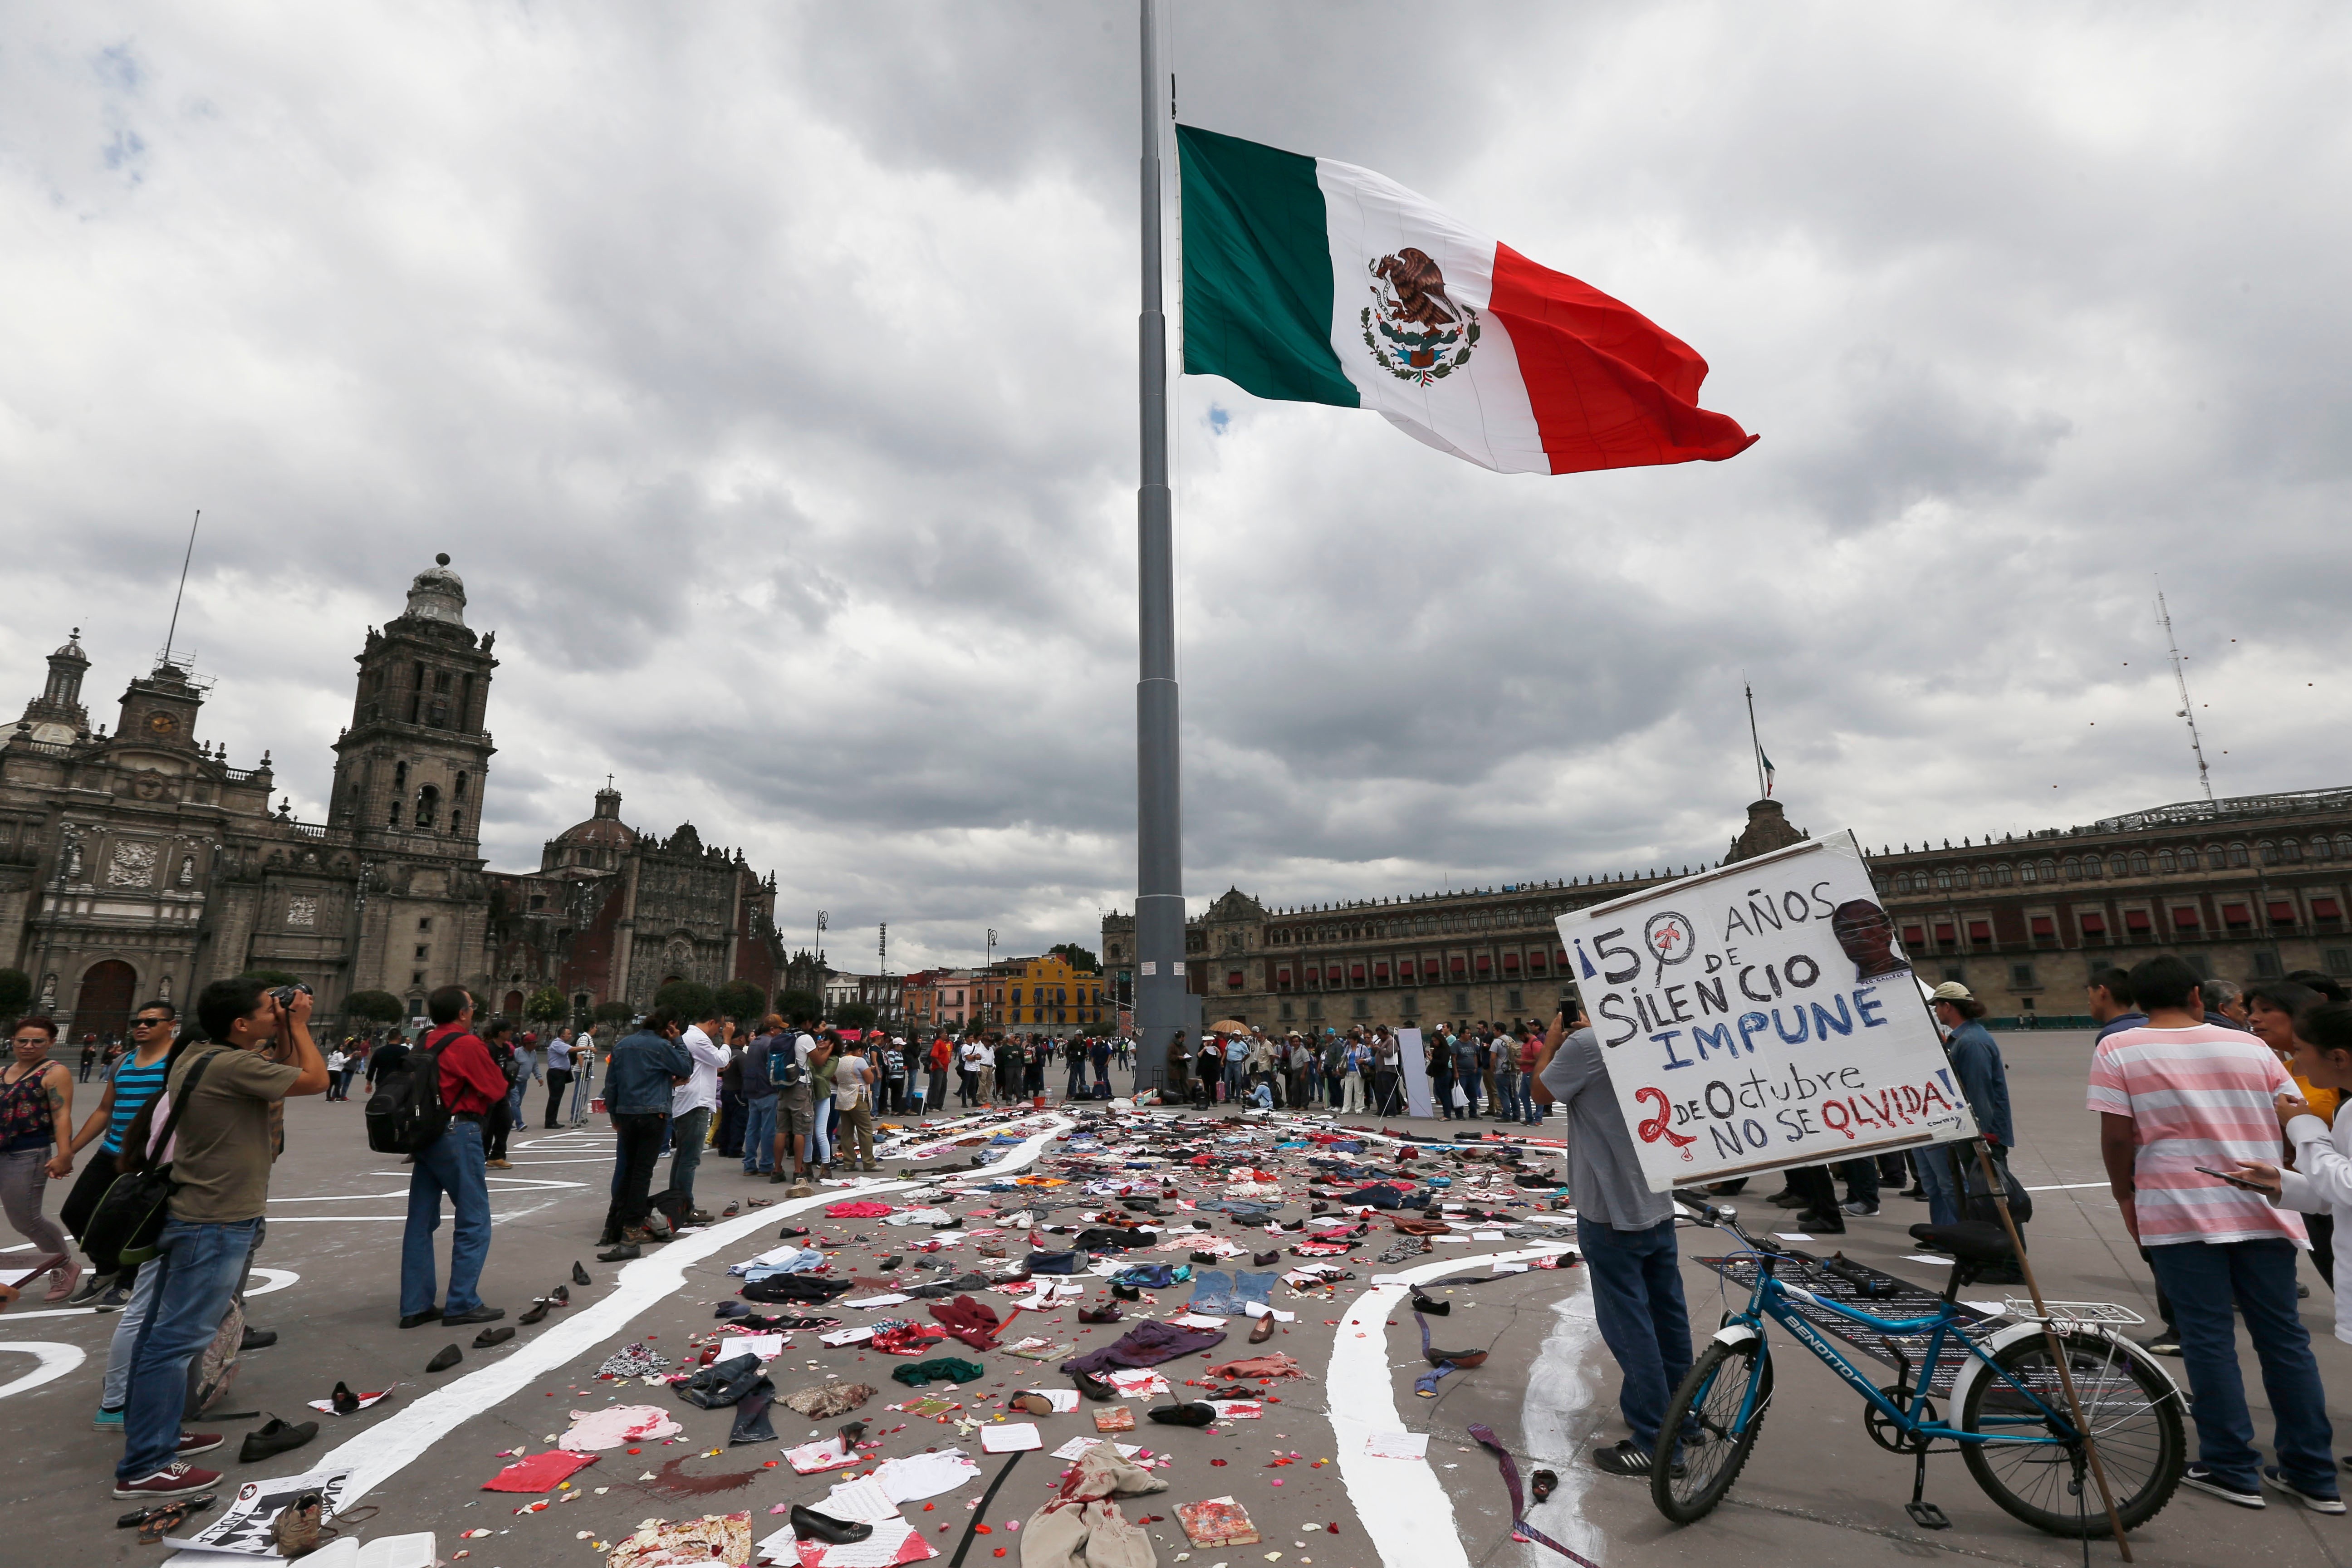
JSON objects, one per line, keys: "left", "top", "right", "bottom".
{"left": 1394, "top": 1028, "right": 1435, "bottom": 1119}
{"left": 1555, "top": 831, "right": 1975, "bottom": 1192}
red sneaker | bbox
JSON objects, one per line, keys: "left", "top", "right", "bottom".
{"left": 175, "top": 1433, "right": 223, "bottom": 1457}
{"left": 113, "top": 1461, "right": 221, "bottom": 1500}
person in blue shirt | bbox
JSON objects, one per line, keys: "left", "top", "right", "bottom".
{"left": 1911, "top": 982, "right": 2015, "bottom": 1232}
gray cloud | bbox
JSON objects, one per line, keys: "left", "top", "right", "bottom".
{"left": 2, "top": 1, "right": 2348, "bottom": 971}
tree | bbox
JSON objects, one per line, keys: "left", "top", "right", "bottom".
{"left": 0, "top": 969, "right": 30, "bottom": 1017}
{"left": 775, "top": 988, "right": 820, "bottom": 1024}
{"left": 344, "top": 989, "right": 405, "bottom": 1024}
{"left": 715, "top": 979, "right": 767, "bottom": 1022}
{"left": 832, "top": 1000, "right": 878, "bottom": 1031}
{"left": 654, "top": 978, "right": 717, "bottom": 1022}
{"left": 524, "top": 986, "right": 569, "bottom": 1024}
{"left": 593, "top": 1001, "right": 636, "bottom": 1026}
{"left": 1049, "top": 942, "right": 1099, "bottom": 973}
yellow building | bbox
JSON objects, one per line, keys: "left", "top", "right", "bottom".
{"left": 984, "top": 953, "right": 1105, "bottom": 1034}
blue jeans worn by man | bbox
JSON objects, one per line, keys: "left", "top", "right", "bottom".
{"left": 740, "top": 1093, "right": 777, "bottom": 1174}
{"left": 1494, "top": 1067, "right": 1519, "bottom": 1122}
{"left": 1577, "top": 1215, "right": 1695, "bottom": 1454}
{"left": 669, "top": 1105, "right": 712, "bottom": 1207}
{"left": 2146, "top": 1237, "right": 2336, "bottom": 1499}
{"left": 1520, "top": 1070, "right": 1541, "bottom": 1123}
{"left": 1911, "top": 1142, "right": 1961, "bottom": 1226}
{"left": 400, "top": 1117, "right": 492, "bottom": 1319}
{"left": 116, "top": 1216, "right": 260, "bottom": 1484}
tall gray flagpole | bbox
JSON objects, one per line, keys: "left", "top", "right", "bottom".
{"left": 1132, "top": 0, "right": 1183, "bottom": 1092}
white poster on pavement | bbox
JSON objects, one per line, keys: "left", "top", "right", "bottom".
{"left": 1556, "top": 831, "right": 1975, "bottom": 1192}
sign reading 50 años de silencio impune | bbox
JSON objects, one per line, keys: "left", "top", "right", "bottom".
{"left": 1556, "top": 831, "right": 1978, "bottom": 1193}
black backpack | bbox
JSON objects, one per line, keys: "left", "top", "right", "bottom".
{"left": 365, "top": 1034, "right": 451, "bottom": 1153}
{"left": 82, "top": 1045, "right": 223, "bottom": 1274}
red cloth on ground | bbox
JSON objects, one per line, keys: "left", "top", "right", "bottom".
{"left": 482, "top": 1449, "right": 600, "bottom": 1492}
{"left": 826, "top": 1201, "right": 896, "bottom": 1218}
{"left": 928, "top": 1294, "right": 1002, "bottom": 1350}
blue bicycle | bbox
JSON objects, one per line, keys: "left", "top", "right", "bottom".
{"left": 1653, "top": 1194, "right": 2185, "bottom": 1538}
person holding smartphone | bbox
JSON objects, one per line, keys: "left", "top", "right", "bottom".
{"left": 2226, "top": 999, "right": 2352, "bottom": 1350}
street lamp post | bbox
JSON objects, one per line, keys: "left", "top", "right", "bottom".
{"left": 985, "top": 928, "right": 996, "bottom": 1032}
{"left": 815, "top": 910, "right": 828, "bottom": 1021}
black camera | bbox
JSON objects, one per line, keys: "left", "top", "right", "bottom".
{"left": 271, "top": 982, "right": 313, "bottom": 1009}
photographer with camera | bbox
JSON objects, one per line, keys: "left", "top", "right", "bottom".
{"left": 112, "top": 977, "right": 326, "bottom": 1502}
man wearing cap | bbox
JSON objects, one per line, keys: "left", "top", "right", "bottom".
{"left": 1918, "top": 981, "right": 2016, "bottom": 1229}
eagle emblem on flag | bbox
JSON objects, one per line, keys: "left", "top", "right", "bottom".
{"left": 1360, "top": 248, "right": 1480, "bottom": 385}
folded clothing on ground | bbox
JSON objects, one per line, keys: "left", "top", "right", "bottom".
{"left": 481, "top": 1448, "right": 600, "bottom": 1493}
{"left": 1060, "top": 1318, "right": 1228, "bottom": 1376}
{"left": 928, "top": 1294, "right": 1001, "bottom": 1350}
{"left": 890, "top": 1356, "right": 986, "bottom": 1387}
{"left": 743, "top": 1274, "right": 860, "bottom": 1304}
{"left": 1202, "top": 1352, "right": 1306, "bottom": 1381}
{"left": 782, "top": 1381, "right": 876, "bottom": 1419}
{"left": 559, "top": 1404, "right": 681, "bottom": 1451}
{"left": 676, "top": 1352, "right": 767, "bottom": 1409}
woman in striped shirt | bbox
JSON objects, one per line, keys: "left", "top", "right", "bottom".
{"left": 56, "top": 999, "right": 177, "bottom": 1286}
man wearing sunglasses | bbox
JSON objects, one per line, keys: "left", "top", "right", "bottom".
{"left": 57, "top": 1000, "right": 178, "bottom": 1308}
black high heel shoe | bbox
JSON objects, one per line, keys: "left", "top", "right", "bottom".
{"left": 791, "top": 1505, "right": 873, "bottom": 1544}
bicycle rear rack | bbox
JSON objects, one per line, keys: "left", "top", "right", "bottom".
{"left": 1998, "top": 1299, "right": 2145, "bottom": 1328}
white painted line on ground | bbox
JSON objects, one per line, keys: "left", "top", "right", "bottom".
{"left": 1517, "top": 1287, "right": 1607, "bottom": 1568}
{"left": 0, "top": 1341, "right": 88, "bottom": 1398}
{"left": 248, "top": 1268, "right": 299, "bottom": 1297}
{"left": 0, "top": 1308, "right": 98, "bottom": 1323}
{"left": 2023, "top": 1181, "right": 2109, "bottom": 1192}
{"left": 1327, "top": 1245, "right": 1574, "bottom": 1568}
{"left": 248, "top": 1112, "right": 1073, "bottom": 1529}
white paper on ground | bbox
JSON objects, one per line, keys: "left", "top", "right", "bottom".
{"left": 1490, "top": 1262, "right": 1530, "bottom": 1275}
{"left": 1472, "top": 1231, "right": 1505, "bottom": 1241}
{"left": 784, "top": 1437, "right": 862, "bottom": 1474}
{"left": 981, "top": 1422, "right": 1042, "bottom": 1452}
{"left": 1103, "top": 1368, "right": 1169, "bottom": 1398}
{"left": 278, "top": 1534, "right": 436, "bottom": 1568}
{"left": 1903, "top": 1254, "right": 1951, "bottom": 1266}
{"left": 162, "top": 1465, "right": 356, "bottom": 1554}
{"left": 1174, "top": 1313, "right": 1227, "bottom": 1329}
{"left": 845, "top": 1294, "right": 913, "bottom": 1309}
{"left": 1051, "top": 1435, "right": 1143, "bottom": 1460}
{"left": 819, "top": 1475, "right": 903, "bottom": 1523}
{"left": 871, "top": 1447, "right": 982, "bottom": 1502}
{"left": 719, "top": 1333, "right": 787, "bottom": 1360}
{"left": 1239, "top": 1302, "right": 1296, "bottom": 1321}
{"left": 1775, "top": 1234, "right": 1814, "bottom": 1243}
{"left": 1362, "top": 1431, "right": 1428, "bottom": 1460}
{"left": 819, "top": 1325, "right": 877, "bottom": 1346}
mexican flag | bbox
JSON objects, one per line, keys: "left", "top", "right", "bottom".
{"left": 1178, "top": 125, "right": 1758, "bottom": 475}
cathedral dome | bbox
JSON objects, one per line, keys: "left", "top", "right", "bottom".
{"left": 555, "top": 785, "right": 637, "bottom": 849}
{"left": 53, "top": 629, "right": 87, "bottom": 662}
{"left": 404, "top": 553, "right": 468, "bottom": 627}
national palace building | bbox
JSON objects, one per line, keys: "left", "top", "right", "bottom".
{"left": 1102, "top": 786, "right": 2352, "bottom": 1034}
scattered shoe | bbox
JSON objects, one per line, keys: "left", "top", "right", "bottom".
{"left": 779, "top": 1225, "right": 810, "bottom": 1240}
{"left": 114, "top": 1462, "right": 221, "bottom": 1501}
{"left": 1011, "top": 1393, "right": 1054, "bottom": 1416}
{"left": 571, "top": 1261, "right": 592, "bottom": 1285}
{"left": 552, "top": 1284, "right": 570, "bottom": 1304}
{"left": 517, "top": 1299, "right": 551, "bottom": 1326}
{"left": 838, "top": 1421, "right": 867, "bottom": 1450}
{"left": 1146, "top": 1401, "right": 1216, "bottom": 1427}
{"left": 2182, "top": 1465, "right": 2265, "bottom": 1508}
{"left": 397, "top": 1308, "right": 442, "bottom": 1330}
{"left": 1248, "top": 1314, "right": 1275, "bottom": 1345}
{"left": 239, "top": 1416, "right": 318, "bottom": 1465}
{"left": 685, "top": 1210, "right": 717, "bottom": 1227}
{"left": 331, "top": 1383, "right": 361, "bottom": 1416}
{"left": 239, "top": 1327, "right": 278, "bottom": 1352}
{"left": 721, "top": 1202, "right": 740, "bottom": 1218}
{"left": 790, "top": 1504, "right": 873, "bottom": 1545}
{"left": 598, "top": 1243, "right": 642, "bottom": 1262}
{"left": 473, "top": 1326, "right": 515, "bottom": 1348}
{"left": 1251, "top": 1251, "right": 1279, "bottom": 1267}
{"left": 1409, "top": 1292, "right": 1450, "bottom": 1317}
{"left": 1071, "top": 1372, "right": 1117, "bottom": 1402}
{"left": 442, "top": 1305, "right": 504, "bottom": 1327}
{"left": 2260, "top": 1466, "right": 2345, "bottom": 1514}
{"left": 1078, "top": 1306, "right": 1123, "bottom": 1325}
{"left": 1530, "top": 1468, "right": 1558, "bottom": 1503}
{"left": 1111, "top": 1284, "right": 1140, "bottom": 1302}
{"left": 426, "top": 1344, "right": 462, "bottom": 1374}
{"left": 879, "top": 1256, "right": 902, "bottom": 1272}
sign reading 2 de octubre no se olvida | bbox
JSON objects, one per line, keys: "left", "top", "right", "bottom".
{"left": 1555, "top": 831, "right": 1977, "bottom": 1192}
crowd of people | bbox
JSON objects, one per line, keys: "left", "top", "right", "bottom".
{"left": 3, "top": 953, "right": 2349, "bottom": 1514}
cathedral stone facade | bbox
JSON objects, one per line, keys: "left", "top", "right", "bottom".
{"left": 0, "top": 557, "right": 780, "bottom": 1039}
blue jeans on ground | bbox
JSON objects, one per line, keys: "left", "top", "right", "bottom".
{"left": 401, "top": 1117, "right": 491, "bottom": 1318}
{"left": 669, "top": 1105, "right": 712, "bottom": 1205}
{"left": 741, "top": 1094, "right": 777, "bottom": 1173}
{"left": 1495, "top": 1070, "right": 1519, "bottom": 1121}
{"left": 2146, "top": 1237, "right": 2336, "bottom": 1495}
{"left": 1577, "top": 1215, "right": 1694, "bottom": 1452}
{"left": 1912, "top": 1143, "right": 1960, "bottom": 1226}
{"left": 117, "top": 1216, "right": 260, "bottom": 1480}
{"left": 1520, "top": 1070, "right": 1541, "bottom": 1123}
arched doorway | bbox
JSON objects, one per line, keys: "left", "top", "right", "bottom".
{"left": 73, "top": 960, "right": 137, "bottom": 1043}
{"left": 503, "top": 990, "right": 525, "bottom": 1019}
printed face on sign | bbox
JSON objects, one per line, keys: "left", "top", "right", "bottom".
{"left": 1558, "top": 833, "right": 1975, "bottom": 1192}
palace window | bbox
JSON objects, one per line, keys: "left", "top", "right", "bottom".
{"left": 2018, "top": 862, "right": 2036, "bottom": 884}
{"left": 2156, "top": 849, "right": 2176, "bottom": 872}
{"left": 2313, "top": 837, "right": 2334, "bottom": 860}
{"left": 2269, "top": 900, "right": 2298, "bottom": 926}
{"left": 2281, "top": 839, "right": 2303, "bottom": 862}
{"left": 2106, "top": 855, "right": 2127, "bottom": 877}
{"left": 2172, "top": 907, "right": 2200, "bottom": 929}
{"left": 1935, "top": 868, "right": 1953, "bottom": 890}
{"left": 2125, "top": 910, "right": 2153, "bottom": 933}
{"left": 2259, "top": 841, "right": 2279, "bottom": 865}
{"left": 2063, "top": 858, "right": 2081, "bottom": 879}
{"left": 1967, "top": 920, "right": 1991, "bottom": 942}
{"left": 2315, "top": 898, "right": 2343, "bottom": 924}
{"left": 1995, "top": 864, "right": 2013, "bottom": 886}
{"left": 2226, "top": 843, "right": 2249, "bottom": 867}
{"left": 2029, "top": 915, "right": 2056, "bottom": 940}
{"left": 2127, "top": 852, "right": 2149, "bottom": 875}
{"left": 2222, "top": 903, "right": 2252, "bottom": 928}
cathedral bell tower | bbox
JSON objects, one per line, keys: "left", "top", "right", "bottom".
{"left": 329, "top": 554, "right": 498, "bottom": 842}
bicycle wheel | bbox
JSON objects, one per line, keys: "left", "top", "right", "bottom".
{"left": 1652, "top": 1336, "right": 1774, "bottom": 1524}
{"left": 1959, "top": 1329, "right": 2184, "bottom": 1537}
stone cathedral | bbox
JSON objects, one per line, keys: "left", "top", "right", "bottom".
{"left": 0, "top": 556, "right": 779, "bottom": 1040}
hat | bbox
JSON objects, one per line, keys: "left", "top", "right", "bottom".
{"left": 1929, "top": 981, "right": 1974, "bottom": 1002}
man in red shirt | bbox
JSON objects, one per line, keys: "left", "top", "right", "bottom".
{"left": 398, "top": 985, "right": 510, "bottom": 1329}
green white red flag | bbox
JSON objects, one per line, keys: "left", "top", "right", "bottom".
{"left": 1178, "top": 124, "right": 1758, "bottom": 475}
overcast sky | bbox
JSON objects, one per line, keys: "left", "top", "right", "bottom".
{"left": 5, "top": 3, "right": 2347, "bottom": 972}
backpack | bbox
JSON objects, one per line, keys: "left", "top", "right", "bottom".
{"left": 365, "top": 1033, "right": 451, "bottom": 1153}
{"left": 81, "top": 1045, "right": 225, "bottom": 1274}
{"left": 190, "top": 1295, "right": 245, "bottom": 1414}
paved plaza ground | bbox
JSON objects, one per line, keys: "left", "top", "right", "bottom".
{"left": 5, "top": 1029, "right": 2347, "bottom": 1567}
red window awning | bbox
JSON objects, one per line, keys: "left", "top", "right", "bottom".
{"left": 2029, "top": 916, "right": 2056, "bottom": 937}
{"left": 1967, "top": 921, "right": 1992, "bottom": 941}
{"left": 2221, "top": 904, "right": 2251, "bottom": 926}
{"left": 1276, "top": 967, "right": 1292, "bottom": 987}
{"left": 1349, "top": 964, "right": 1366, "bottom": 983}
{"left": 1474, "top": 954, "right": 1493, "bottom": 972}
{"left": 1396, "top": 959, "right": 1414, "bottom": 978}
{"left": 1903, "top": 926, "right": 1928, "bottom": 945}
{"left": 1528, "top": 952, "right": 1548, "bottom": 970}
{"left": 2315, "top": 898, "right": 2343, "bottom": 919}
{"left": 2079, "top": 912, "right": 2107, "bottom": 933}
{"left": 1449, "top": 956, "right": 1467, "bottom": 975}
{"left": 1373, "top": 962, "right": 1391, "bottom": 979}
{"left": 1226, "top": 970, "right": 1245, "bottom": 990}
{"left": 1325, "top": 965, "right": 1343, "bottom": 985}
{"left": 2170, "top": 908, "right": 2200, "bottom": 929}
{"left": 1502, "top": 952, "right": 1521, "bottom": 971}
{"left": 1934, "top": 923, "right": 1956, "bottom": 942}
{"left": 2124, "top": 911, "right": 2152, "bottom": 931}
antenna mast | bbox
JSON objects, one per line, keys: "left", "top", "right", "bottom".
{"left": 1743, "top": 680, "right": 1766, "bottom": 799}
{"left": 162, "top": 509, "right": 201, "bottom": 666}
{"left": 2156, "top": 588, "right": 2213, "bottom": 802}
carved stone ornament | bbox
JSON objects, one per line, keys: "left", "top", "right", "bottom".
{"left": 108, "top": 840, "right": 159, "bottom": 887}
{"left": 288, "top": 895, "right": 318, "bottom": 927}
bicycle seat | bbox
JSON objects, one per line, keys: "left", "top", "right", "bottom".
{"left": 1909, "top": 1220, "right": 2015, "bottom": 1265}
